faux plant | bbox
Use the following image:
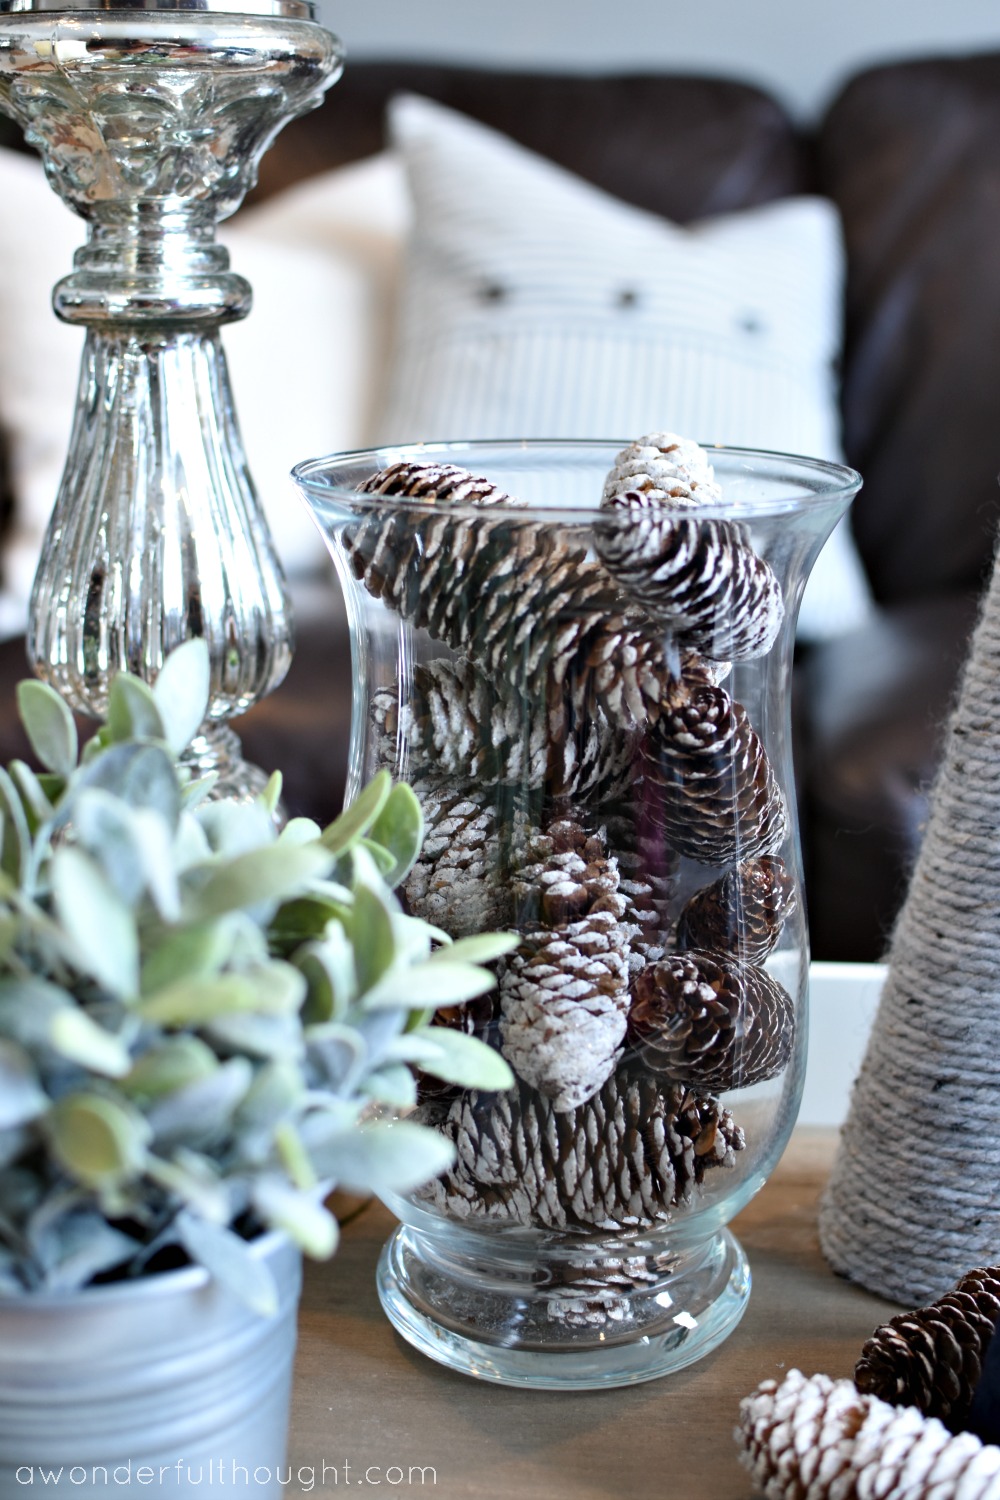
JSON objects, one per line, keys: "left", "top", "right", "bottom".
{"left": 0, "top": 640, "right": 515, "bottom": 1312}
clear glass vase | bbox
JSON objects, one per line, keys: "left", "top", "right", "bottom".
{"left": 293, "top": 438, "right": 860, "bottom": 1389}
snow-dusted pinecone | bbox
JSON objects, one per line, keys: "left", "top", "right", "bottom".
{"left": 345, "top": 463, "right": 699, "bottom": 733}
{"left": 373, "top": 656, "right": 637, "bottom": 803}
{"left": 628, "top": 951, "right": 794, "bottom": 1092}
{"left": 676, "top": 857, "right": 796, "bottom": 963}
{"left": 346, "top": 460, "right": 602, "bottom": 691}
{"left": 352, "top": 461, "right": 785, "bottom": 870}
{"left": 415, "top": 1064, "right": 745, "bottom": 1231}
{"left": 602, "top": 432, "right": 721, "bottom": 508}
{"left": 402, "top": 778, "right": 512, "bottom": 937}
{"left": 500, "top": 822, "right": 633, "bottom": 1110}
{"left": 596, "top": 497, "right": 784, "bottom": 661}
{"left": 736, "top": 1369, "right": 1000, "bottom": 1500}
{"left": 545, "top": 1246, "right": 674, "bottom": 1328}
{"left": 508, "top": 817, "right": 622, "bottom": 927}
{"left": 346, "top": 460, "right": 520, "bottom": 625}
{"left": 361, "top": 458, "right": 516, "bottom": 507}
{"left": 644, "top": 678, "right": 787, "bottom": 865}
{"left": 855, "top": 1266, "right": 1000, "bottom": 1433}
{"left": 599, "top": 802, "right": 679, "bottom": 972}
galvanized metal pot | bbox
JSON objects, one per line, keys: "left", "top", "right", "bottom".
{"left": 0, "top": 1232, "right": 301, "bottom": 1498}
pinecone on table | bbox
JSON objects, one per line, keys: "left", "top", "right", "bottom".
{"left": 737, "top": 1369, "right": 1000, "bottom": 1500}
{"left": 602, "top": 432, "right": 722, "bottom": 507}
{"left": 596, "top": 498, "right": 784, "bottom": 662}
{"left": 402, "top": 778, "right": 513, "bottom": 937}
{"left": 500, "top": 820, "right": 633, "bottom": 1110}
{"left": 676, "top": 856, "right": 796, "bottom": 962}
{"left": 643, "top": 677, "right": 787, "bottom": 865}
{"left": 628, "top": 951, "right": 794, "bottom": 1092}
{"left": 854, "top": 1265, "right": 1000, "bottom": 1432}
{"left": 415, "top": 1063, "right": 745, "bottom": 1231}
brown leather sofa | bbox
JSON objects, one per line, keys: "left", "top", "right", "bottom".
{"left": 0, "top": 54, "right": 995, "bottom": 962}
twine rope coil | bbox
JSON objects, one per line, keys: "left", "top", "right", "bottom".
{"left": 819, "top": 542, "right": 1000, "bottom": 1304}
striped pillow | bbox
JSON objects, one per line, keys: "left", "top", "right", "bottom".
{"left": 375, "top": 93, "right": 872, "bottom": 641}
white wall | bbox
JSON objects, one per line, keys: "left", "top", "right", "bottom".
{"left": 320, "top": 0, "right": 1000, "bottom": 122}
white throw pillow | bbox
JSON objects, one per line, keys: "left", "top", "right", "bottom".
{"left": 0, "top": 147, "right": 409, "bottom": 638}
{"left": 377, "top": 93, "right": 873, "bottom": 641}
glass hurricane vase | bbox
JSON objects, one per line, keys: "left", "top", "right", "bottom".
{"left": 293, "top": 438, "right": 861, "bottom": 1389}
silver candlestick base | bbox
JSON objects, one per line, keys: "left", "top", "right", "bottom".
{"left": 0, "top": 0, "right": 343, "bottom": 796}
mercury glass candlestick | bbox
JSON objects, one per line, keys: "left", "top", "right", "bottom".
{"left": 0, "top": 0, "right": 342, "bottom": 796}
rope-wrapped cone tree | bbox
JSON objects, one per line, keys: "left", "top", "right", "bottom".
{"left": 819, "top": 533, "right": 1000, "bottom": 1304}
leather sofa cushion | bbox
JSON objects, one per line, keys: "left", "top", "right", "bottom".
{"left": 796, "top": 591, "right": 979, "bottom": 959}
{"left": 820, "top": 54, "right": 1000, "bottom": 605}
{"left": 250, "top": 62, "right": 809, "bottom": 221}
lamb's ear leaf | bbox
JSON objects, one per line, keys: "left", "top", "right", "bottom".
{"left": 188, "top": 843, "right": 333, "bottom": 920}
{"left": 252, "top": 1178, "right": 338, "bottom": 1260}
{"left": 106, "top": 674, "right": 166, "bottom": 745}
{"left": 51, "top": 848, "right": 140, "bottom": 999}
{"left": 175, "top": 1212, "right": 280, "bottom": 1317}
{"left": 311, "top": 1118, "right": 456, "bottom": 1196}
{"left": 363, "top": 960, "right": 496, "bottom": 1011}
{"left": 319, "top": 772, "right": 392, "bottom": 855}
{"left": 69, "top": 742, "right": 181, "bottom": 827}
{"left": 49, "top": 1010, "right": 131, "bottom": 1079}
{"left": 426, "top": 933, "right": 519, "bottom": 966}
{"left": 152, "top": 639, "right": 211, "bottom": 754}
{"left": 46, "top": 1093, "right": 150, "bottom": 1187}
{"left": 407, "top": 1027, "right": 515, "bottom": 1090}
{"left": 368, "top": 782, "right": 424, "bottom": 887}
{"left": 16, "top": 680, "right": 78, "bottom": 776}
{"left": 0, "top": 1039, "right": 47, "bottom": 1129}
{"left": 349, "top": 881, "right": 396, "bottom": 994}
{"left": 0, "top": 767, "right": 30, "bottom": 883}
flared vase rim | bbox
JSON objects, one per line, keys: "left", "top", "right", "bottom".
{"left": 0, "top": 0, "right": 326, "bottom": 19}
{"left": 292, "top": 437, "right": 863, "bottom": 524}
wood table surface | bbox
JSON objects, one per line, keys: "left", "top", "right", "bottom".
{"left": 286, "top": 1128, "right": 899, "bottom": 1500}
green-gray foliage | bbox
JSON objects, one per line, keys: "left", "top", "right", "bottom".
{"left": 0, "top": 641, "right": 516, "bottom": 1313}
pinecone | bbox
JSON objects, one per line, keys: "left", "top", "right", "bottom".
{"left": 602, "top": 432, "right": 721, "bottom": 507}
{"left": 628, "top": 951, "right": 794, "bottom": 1092}
{"left": 643, "top": 678, "right": 787, "bottom": 865}
{"left": 599, "top": 801, "right": 679, "bottom": 972}
{"left": 854, "top": 1266, "right": 1000, "bottom": 1433}
{"left": 361, "top": 458, "right": 517, "bottom": 507}
{"left": 508, "top": 817, "right": 621, "bottom": 926}
{"left": 352, "top": 460, "right": 785, "bottom": 872}
{"left": 596, "top": 497, "right": 784, "bottom": 662}
{"left": 373, "top": 656, "right": 637, "bottom": 802}
{"left": 344, "top": 461, "right": 601, "bottom": 695}
{"left": 545, "top": 1246, "right": 674, "bottom": 1328}
{"left": 402, "top": 778, "right": 513, "bottom": 937}
{"left": 736, "top": 1369, "right": 1000, "bottom": 1500}
{"left": 345, "top": 464, "right": 702, "bottom": 735}
{"left": 676, "top": 857, "right": 796, "bottom": 962}
{"left": 500, "top": 821, "right": 633, "bottom": 1110}
{"left": 415, "top": 1063, "right": 745, "bottom": 1231}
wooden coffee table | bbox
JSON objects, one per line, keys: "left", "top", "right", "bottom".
{"left": 286, "top": 1128, "right": 898, "bottom": 1499}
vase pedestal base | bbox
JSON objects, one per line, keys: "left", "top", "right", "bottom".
{"left": 375, "top": 1224, "right": 750, "bottom": 1390}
